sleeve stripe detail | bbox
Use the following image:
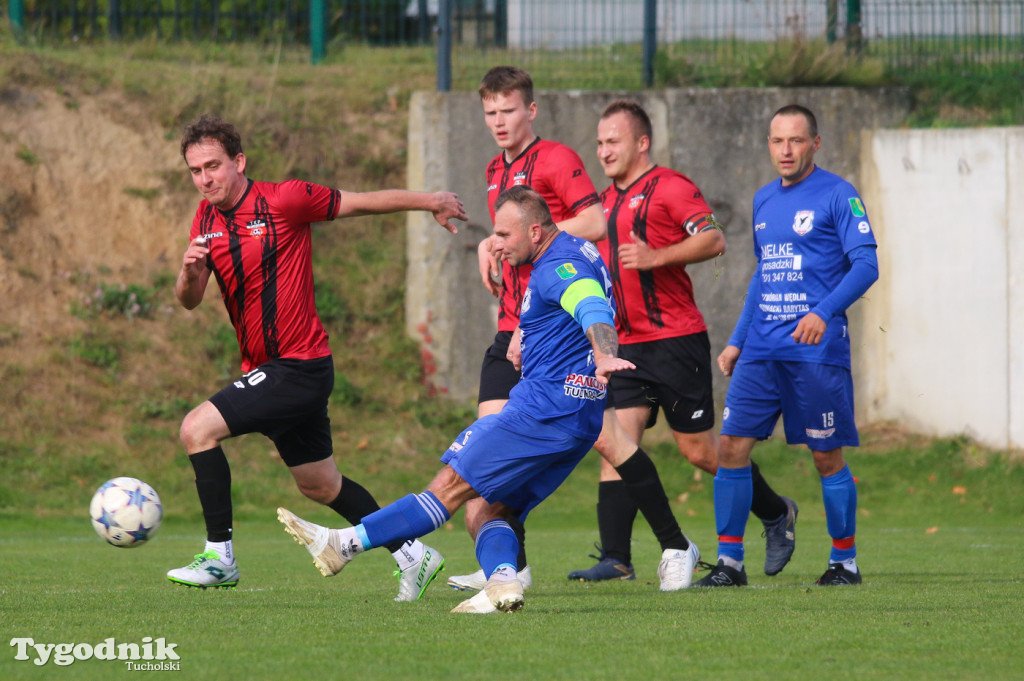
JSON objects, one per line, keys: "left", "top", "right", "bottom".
{"left": 559, "top": 278, "right": 606, "bottom": 317}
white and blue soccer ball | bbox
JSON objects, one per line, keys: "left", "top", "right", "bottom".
{"left": 89, "top": 477, "right": 163, "bottom": 548}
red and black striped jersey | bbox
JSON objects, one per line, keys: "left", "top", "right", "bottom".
{"left": 485, "top": 138, "right": 600, "bottom": 332}
{"left": 597, "top": 166, "right": 713, "bottom": 343}
{"left": 190, "top": 179, "right": 340, "bottom": 372}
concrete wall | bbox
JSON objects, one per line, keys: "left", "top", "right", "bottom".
{"left": 856, "top": 127, "right": 1024, "bottom": 449}
{"left": 406, "top": 87, "right": 910, "bottom": 408}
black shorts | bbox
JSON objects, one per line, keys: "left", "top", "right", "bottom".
{"left": 609, "top": 332, "right": 715, "bottom": 434}
{"left": 209, "top": 356, "right": 335, "bottom": 467}
{"left": 477, "top": 331, "right": 521, "bottom": 403}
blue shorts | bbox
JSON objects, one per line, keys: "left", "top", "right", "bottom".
{"left": 440, "top": 411, "right": 595, "bottom": 519}
{"left": 721, "top": 359, "right": 859, "bottom": 450}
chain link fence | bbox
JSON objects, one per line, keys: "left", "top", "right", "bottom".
{"left": 9, "top": 1, "right": 1024, "bottom": 87}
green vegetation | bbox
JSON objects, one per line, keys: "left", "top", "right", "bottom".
{"left": 2, "top": 437, "right": 1022, "bottom": 680}
{"left": 0, "top": 31, "right": 1021, "bottom": 680}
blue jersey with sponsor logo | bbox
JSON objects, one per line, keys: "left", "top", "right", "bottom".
{"left": 505, "top": 231, "right": 614, "bottom": 439}
{"left": 743, "top": 167, "right": 876, "bottom": 367}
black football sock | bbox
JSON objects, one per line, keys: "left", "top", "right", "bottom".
{"left": 506, "top": 514, "right": 529, "bottom": 571}
{"left": 189, "top": 446, "right": 233, "bottom": 543}
{"left": 750, "top": 461, "right": 788, "bottom": 521}
{"left": 327, "top": 476, "right": 404, "bottom": 554}
{"left": 596, "top": 480, "right": 638, "bottom": 564}
{"left": 615, "top": 448, "right": 690, "bottom": 552}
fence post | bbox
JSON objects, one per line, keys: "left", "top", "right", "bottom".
{"left": 642, "top": 0, "right": 656, "bottom": 87}
{"left": 437, "top": 0, "right": 452, "bottom": 92}
{"left": 109, "top": 0, "right": 122, "bottom": 39}
{"left": 8, "top": 0, "right": 24, "bottom": 38}
{"left": 494, "top": 0, "right": 507, "bottom": 48}
{"left": 826, "top": 0, "right": 838, "bottom": 44}
{"left": 310, "top": 0, "right": 326, "bottom": 64}
{"left": 846, "top": 0, "right": 862, "bottom": 55}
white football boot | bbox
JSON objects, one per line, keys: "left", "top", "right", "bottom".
{"left": 657, "top": 541, "right": 700, "bottom": 591}
{"left": 394, "top": 544, "right": 446, "bottom": 602}
{"left": 167, "top": 550, "right": 239, "bottom": 589}
{"left": 277, "top": 507, "right": 360, "bottom": 576}
{"left": 451, "top": 575, "right": 524, "bottom": 614}
{"left": 447, "top": 565, "right": 533, "bottom": 591}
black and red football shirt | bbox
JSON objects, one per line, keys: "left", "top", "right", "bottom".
{"left": 485, "top": 138, "right": 600, "bottom": 332}
{"left": 597, "top": 166, "right": 714, "bottom": 343}
{"left": 190, "top": 179, "right": 340, "bottom": 372}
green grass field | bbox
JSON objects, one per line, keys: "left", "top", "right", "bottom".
{"left": 3, "top": 439, "right": 1022, "bottom": 681}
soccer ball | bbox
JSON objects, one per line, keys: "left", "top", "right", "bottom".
{"left": 89, "top": 477, "right": 163, "bottom": 548}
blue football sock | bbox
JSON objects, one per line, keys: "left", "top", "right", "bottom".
{"left": 358, "top": 492, "right": 450, "bottom": 550}
{"left": 821, "top": 465, "right": 858, "bottom": 563}
{"left": 475, "top": 519, "right": 520, "bottom": 578}
{"left": 714, "top": 465, "right": 752, "bottom": 564}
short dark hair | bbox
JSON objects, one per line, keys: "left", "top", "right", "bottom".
{"left": 180, "top": 114, "right": 243, "bottom": 160}
{"left": 601, "top": 98, "right": 653, "bottom": 143}
{"left": 478, "top": 65, "right": 534, "bottom": 105}
{"left": 493, "top": 185, "right": 555, "bottom": 231}
{"left": 770, "top": 104, "right": 818, "bottom": 138}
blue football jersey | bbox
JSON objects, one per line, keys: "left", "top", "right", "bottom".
{"left": 506, "top": 231, "right": 614, "bottom": 439}
{"left": 742, "top": 167, "right": 876, "bottom": 367}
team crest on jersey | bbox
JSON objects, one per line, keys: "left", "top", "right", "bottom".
{"left": 513, "top": 171, "right": 528, "bottom": 186}
{"left": 246, "top": 219, "right": 267, "bottom": 239}
{"left": 521, "top": 288, "right": 532, "bottom": 314}
{"left": 792, "top": 210, "right": 814, "bottom": 236}
{"left": 556, "top": 263, "right": 578, "bottom": 280}
{"left": 628, "top": 193, "right": 645, "bottom": 210}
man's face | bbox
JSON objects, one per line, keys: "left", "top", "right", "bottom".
{"left": 768, "top": 113, "right": 820, "bottom": 186}
{"left": 482, "top": 90, "right": 537, "bottom": 157}
{"left": 184, "top": 138, "right": 247, "bottom": 209}
{"left": 492, "top": 203, "right": 534, "bottom": 267}
{"left": 597, "top": 111, "right": 645, "bottom": 185}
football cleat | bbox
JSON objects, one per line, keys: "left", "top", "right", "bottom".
{"left": 657, "top": 541, "right": 700, "bottom": 591}
{"left": 762, "top": 496, "right": 798, "bottom": 576}
{"left": 394, "top": 545, "right": 446, "bottom": 602}
{"left": 277, "top": 507, "right": 358, "bottom": 577}
{"left": 568, "top": 544, "right": 634, "bottom": 581}
{"left": 694, "top": 559, "right": 747, "bottom": 587}
{"left": 816, "top": 563, "right": 862, "bottom": 586}
{"left": 167, "top": 550, "right": 239, "bottom": 589}
{"left": 446, "top": 565, "right": 533, "bottom": 592}
{"left": 451, "top": 576, "right": 524, "bottom": 614}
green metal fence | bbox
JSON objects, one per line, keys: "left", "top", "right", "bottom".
{"left": 8, "top": 1, "right": 1024, "bottom": 87}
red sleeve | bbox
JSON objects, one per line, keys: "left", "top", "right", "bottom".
{"left": 544, "top": 145, "right": 600, "bottom": 219}
{"left": 667, "top": 172, "right": 714, "bottom": 237}
{"left": 274, "top": 180, "right": 342, "bottom": 223}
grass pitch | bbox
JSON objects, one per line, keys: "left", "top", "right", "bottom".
{"left": 2, "top": 441, "right": 1022, "bottom": 681}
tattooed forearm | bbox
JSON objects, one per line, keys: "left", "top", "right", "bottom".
{"left": 586, "top": 323, "right": 619, "bottom": 359}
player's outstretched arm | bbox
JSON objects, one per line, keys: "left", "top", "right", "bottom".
{"left": 586, "top": 322, "right": 636, "bottom": 385}
{"left": 175, "top": 236, "right": 212, "bottom": 310}
{"left": 336, "top": 189, "right": 467, "bottom": 233}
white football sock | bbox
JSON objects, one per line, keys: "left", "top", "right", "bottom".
{"left": 205, "top": 540, "right": 234, "bottom": 564}
{"left": 392, "top": 540, "right": 424, "bottom": 571}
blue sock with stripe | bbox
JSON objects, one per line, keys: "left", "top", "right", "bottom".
{"left": 714, "top": 465, "right": 752, "bottom": 564}
{"left": 357, "top": 492, "right": 450, "bottom": 550}
{"left": 475, "top": 519, "right": 520, "bottom": 578}
{"left": 821, "top": 465, "right": 858, "bottom": 563}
